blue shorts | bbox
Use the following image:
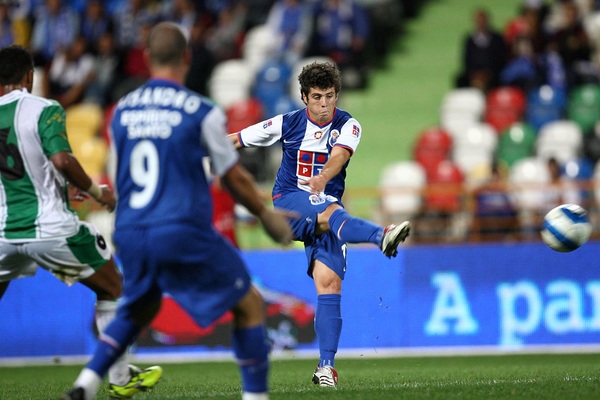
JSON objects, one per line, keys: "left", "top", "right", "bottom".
{"left": 113, "top": 223, "right": 251, "bottom": 328}
{"left": 274, "top": 191, "right": 347, "bottom": 280}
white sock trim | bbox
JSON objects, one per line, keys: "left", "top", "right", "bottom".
{"left": 242, "top": 392, "right": 268, "bottom": 400}
{"left": 73, "top": 368, "right": 102, "bottom": 400}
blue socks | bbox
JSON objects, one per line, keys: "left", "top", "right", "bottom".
{"left": 232, "top": 325, "right": 270, "bottom": 393}
{"left": 329, "top": 209, "right": 382, "bottom": 244}
{"left": 315, "top": 294, "right": 342, "bottom": 368}
{"left": 87, "top": 316, "right": 138, "bottom": 378}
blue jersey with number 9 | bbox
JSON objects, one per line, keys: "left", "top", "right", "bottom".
{"left": 110, "top": 79, "right": 239, "bottom": 230}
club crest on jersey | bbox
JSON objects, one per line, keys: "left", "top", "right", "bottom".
{"left": 314, "top": 131, "right": 323, "bottom": 139}
{"left": 263, "top": 120, "right": 273, "bottom": 129}
{"left": 329, "top": 129, "right": 340, "bottom": 146}
{"left": 309, "top": 192, "right": 339, "bottom": 206}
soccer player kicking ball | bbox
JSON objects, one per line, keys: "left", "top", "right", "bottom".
{"left": 229, "top": 61, "right": 410, "bottom": 387}
{"left": 0, "top": 45, "right": 162, "bottom": 398}
{"left": 63, "top": 22, "right": 293, "bottom": 400}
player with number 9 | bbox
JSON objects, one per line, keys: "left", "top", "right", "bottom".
{"left": 64, "top": 22, "right": 293, "bottom": 400}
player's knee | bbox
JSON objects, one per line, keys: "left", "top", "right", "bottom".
{"left": 232, "top": 286, "right": 265, "bottom": 327}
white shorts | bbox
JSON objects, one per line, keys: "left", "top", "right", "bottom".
{"left": 0, "top": 221, "right": 112, "bottom": 286}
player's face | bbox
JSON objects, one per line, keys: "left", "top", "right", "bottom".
{"left": 303, "top": 87, "right": 338, "bottom": 124}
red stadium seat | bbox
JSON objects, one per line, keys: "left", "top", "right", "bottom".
{"left": 226, "top": 97, "right": 264, "bottom": 133}
{"left": 413, "top": 127, "right": 453, "bottom": 179}
{"left": 484, "top": 86, "right": 526, "bottom": 133}
{"left": 424, "top": 160, "right": 464, "bottom": 213}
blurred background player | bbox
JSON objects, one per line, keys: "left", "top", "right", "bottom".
{"left": 63, "top": 22, "right": 293, "bottom": 400}
{"left": 229, "top": 61, "right": 410, "bottom": 387}
{"left": 0, "top": 44, "right": 162, "bottom": 399}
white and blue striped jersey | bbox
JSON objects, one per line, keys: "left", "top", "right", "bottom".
{"left": 110, "top": 79, "right": 239, "bottom": 230}
{"left": 236, "top": 108, "right": 361, "bottom": 199}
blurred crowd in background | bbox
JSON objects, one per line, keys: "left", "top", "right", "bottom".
{"left": 378, "top": 0, "right": 600, "bottom": 244}
{"left": 4, "top": 0, "right": 600, "bottom": 246}
{"left": 0, "top": 0, "right": 421, "bottom": 109}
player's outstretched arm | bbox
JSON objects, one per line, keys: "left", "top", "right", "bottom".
{"left": 227, "top": 132, "right": 243, "bottom": 149}
{"left": 222, "top": 163, "right": 293, "bottom": 245}
{"left": 50, "top": 151, "right": 116, "bottom": 212}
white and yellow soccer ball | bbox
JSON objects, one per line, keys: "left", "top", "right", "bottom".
{"left": 541, "top": 204, "right": 593, "bottom": 252}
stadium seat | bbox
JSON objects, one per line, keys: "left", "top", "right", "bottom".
{"left": 439, "top": 88, "right": 486, "bottom": 139}
{"left": 72, "top": 136, "right": 108, "bottom": 180}
{"left": 424, "top": 160, "right": 464, "bottom": 213}
{"left": 209, "top": 59, "right": 254, "bottom": 109}
{"left": 226, "top": 98, "right": 264, "bottom": 132}
{"left": 536, "top": 120, "right": 583, "bottom": 163}
{"left": 241, "top": 24, "right": 278, "bottom": 74}
{"left": 484, "top": 86, "right": 527, "bottom": 133}
{"left": 496, "top": 122, "right": 536, "bottom": 168}
{"left": 412, "top": 127, "right": 453, "bottom": 178}
{"left": 567, "top": 84, "right": 600, "bottom": 135}
{"left": 509, "top": 156, "right": 551, "bottom": 212}
{"left": 451, "top": 123, "right": 497, "bottom": 178}
{"left": 252, "top": 60, "right": 293, "bottom": 117}
{"left": 525, "top": 85, "right": 567, "bottom": 132}
{"left": 378, "top": 161, "right": 426, "bottom": 219}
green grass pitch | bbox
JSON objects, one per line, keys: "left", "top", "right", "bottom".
{"left": 1, "top": 353, "right": 599, "bottom": 399}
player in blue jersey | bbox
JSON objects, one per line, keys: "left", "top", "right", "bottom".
{"left": 63, "top": 22, "right": 293, "bottom": 400}
{"left": 0, "top": 44, "right": 162, "bottom": 399}
{"left": 229, "top": 61, "right": 411, "bottom": 387}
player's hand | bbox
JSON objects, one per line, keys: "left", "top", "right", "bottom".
{"left": 299, "top": 174, "right": 327, "bottom": 194}
{"left": 68, "top": 184, "right": 90, "bottom": 202}
{"left": 258, "top": 208, "right": 295, "bottom": 245}
{"left": 96, "top": 185, "right": 116, "bottom": 212}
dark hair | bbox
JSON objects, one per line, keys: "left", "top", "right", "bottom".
{"left": 0, "top": 45, "right": 33, "bottom": 85}
{"left": 298, "top": 61, "right": 342, "bottom": 100}
{"left": 147, "top": 22, "right": 188, "bottom": 67}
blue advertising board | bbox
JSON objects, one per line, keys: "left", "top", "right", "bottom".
{"left": 0, "top": 242, "right": 599, "bottom": 361}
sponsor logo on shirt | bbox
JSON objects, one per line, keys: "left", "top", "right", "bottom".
{"left": 314, "top": 131, "right": 323, "bottom": 139}
{"left": 352, "top": 124, "right": 360, "bottom": 137}
{"left": 297, "top": 150, "right": 328, "bottom": 178}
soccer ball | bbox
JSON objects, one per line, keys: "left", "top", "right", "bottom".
{"left": 541, "top": 204, "right": 592, "bottom": 252}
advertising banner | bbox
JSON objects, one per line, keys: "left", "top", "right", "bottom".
{"left": 1, "top": 242, "right": 598, "bottom": 360}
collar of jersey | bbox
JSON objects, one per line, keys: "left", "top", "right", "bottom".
{"left": 306, "top": 107, "right": 336, "bottom": 128}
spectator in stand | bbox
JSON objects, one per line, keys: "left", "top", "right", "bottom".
{"left": 30, "top": 0, "right": 80, "bottom": 66}
{"left": 84, "top": 31, "right": 123, "bottom": 107}
{"left": 80, "top": 0, "right": 113, "bottom": 54}
{"left": 160, "top": 0, "right": 197, "bottom": 39}
{"left": 265, "top": 0, "right": 313, "bottom": 65}
{"left": 0, "top": 2, "right": 14, "bottom": 48}
{"left": 307, "top": 0, "right": 370, "bottom": 89}
{"left": 112, "top": 21, "right": 152, "bottom": 99}
{"left": 185, "top": 17, "right": 216, "bottom": 96}
{"left": 112, "top": 0, "right": 157, "bottom": 50}
{"left": 504, "top": 4, "right": 547, "bottom": 58}
{"left": 470, "top": 163, "right": 520, "bottom": 243}
{"left": 205, "top": 2, "right": 248, "bottom": 62}
{"left": 46, "top": 36, "right": 95, "bottom": 108}
{"left": 549, "top": 0, "right": 592, "bottom": 86}
{"left": 500, "top": 35, "right": 544, "bottom": 91}
{"left": 455, "top": 8, "right": 507, "bottom": 92}
{"left": 6, "top": 0, "right": 32, "bottom": 47}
